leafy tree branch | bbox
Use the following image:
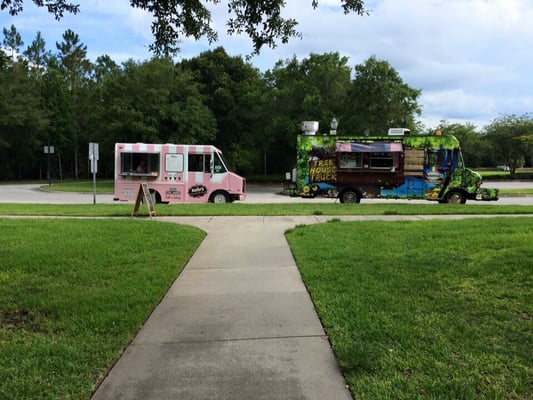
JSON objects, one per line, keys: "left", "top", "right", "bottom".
{"left": 1, "top": 0, "right": 368, "bottom": 55}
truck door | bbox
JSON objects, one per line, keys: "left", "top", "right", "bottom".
{"left": 186, "top": 152, "right": 213, "bottom": 201}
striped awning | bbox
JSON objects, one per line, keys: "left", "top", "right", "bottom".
{"left": 335, "top": 142, "right": 403, "bottom": 153}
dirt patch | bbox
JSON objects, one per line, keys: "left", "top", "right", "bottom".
{"left": 2, "top": 308, "right": 50, "bottom": 333}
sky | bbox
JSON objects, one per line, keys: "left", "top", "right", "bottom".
{"left": 2, "top": 0, "right": 533, "bottom": 130}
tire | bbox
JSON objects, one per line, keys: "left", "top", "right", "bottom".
{"left": 339, "top": 189, "right": 361, "bottom": 204}
{"left": 445, "top": 190, "right": 466, "bottom": 204}
{"left": 210, "top": 191, "right": 229, "bottom": 203}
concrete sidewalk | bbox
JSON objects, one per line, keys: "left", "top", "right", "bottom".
{"left": 91, "top": 216, "right": 353, "bottom": 400}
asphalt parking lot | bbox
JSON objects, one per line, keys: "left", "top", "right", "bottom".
{"left": 0, "top": 182, "right": 532, "bottom": 205}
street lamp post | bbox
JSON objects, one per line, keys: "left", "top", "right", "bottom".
{"left": 330, "top": 118, "right": 338, "bottom": 135}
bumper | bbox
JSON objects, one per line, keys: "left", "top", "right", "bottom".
{"left": 232, "top": 193, "right": 246, "bottom": 201}
{"left": 474, "top": 187, "right": 499, "bottom": 201}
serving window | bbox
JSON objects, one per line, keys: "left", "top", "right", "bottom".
{"left": 339, "top": 153, "right": 362, "bottom": 169}
{"left": 370, "top": 152, "right": 394, "bottom": 169}
{"left": 120, "top": 152, "right": 159, "bottom": 176}
{"left": 335, "top": 142, "right": 401, "bottom": 171}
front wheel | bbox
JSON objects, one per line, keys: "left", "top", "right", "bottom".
{"left": 210, "top": 191, "right": 229, "bottom": 203}
{"left": 445, "top": 190, "right": 466, "bottom": 204}
{"left": 339, "top": 189, "right": 361, "bottom": 204}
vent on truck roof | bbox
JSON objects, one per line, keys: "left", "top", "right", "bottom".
{"left": 301, "top": 121, "right": 319, "bottom": 135}
{"left": 388, "top": 128, "right": 411, "bottom": 136}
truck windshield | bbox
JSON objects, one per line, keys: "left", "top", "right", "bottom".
{"left": 457, "top": 149, "right": 464, "bottom": 168}
{"left": 427, "top": 148, "right": 463, "bottom": 171}
{"left": 215, "top": 151, "right": 234, "bottom": 173}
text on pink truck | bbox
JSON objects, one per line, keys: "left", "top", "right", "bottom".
{"left": 114, "top": 143, "right": 246, "bottom": 203}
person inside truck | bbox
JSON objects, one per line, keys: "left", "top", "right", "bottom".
{"left": 136, "top": 159, "right": 147, "bottom": 173}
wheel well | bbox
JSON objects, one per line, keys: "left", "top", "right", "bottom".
{"left": 149, "top": 189, "right": 163, "bottom": 204}
{"left": 338, "top": 187, "right": 362, "bottom": 203}
{"left": 338, "top": 187, "right": 362, "bottom": 197}
{"left": 443, "top": 188, "right": 468, "bottom": 204}
{"left": 444, "top": 188, "right": 468, "bottom": 198}
{"left": 209, "top": 190, "right": 230, "bottom": 203}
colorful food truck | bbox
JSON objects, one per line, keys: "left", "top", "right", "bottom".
{"left": 114, "top": 143, "right": 246, "bottom": 203}
{"left": 293, "top": 122, "right": 498, "bottom": 204}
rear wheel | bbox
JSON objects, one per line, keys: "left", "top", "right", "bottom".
{"left": 210, "top": 191, "right": 229, "bottom": 203}
{"left": 339, "top": 189, "right": 361, "bottom": 204}
{"left": 445, "top": 190, "right": 466, "bottom": 204}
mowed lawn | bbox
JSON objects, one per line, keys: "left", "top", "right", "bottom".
{"left": 286, "top": 217, "right": 532, "bottom": 399}
{"left": 0, "top": 218, "right": 205, "bottom": 399}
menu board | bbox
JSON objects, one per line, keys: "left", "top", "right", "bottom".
{"left": 132, "top": 183, "right": 156, "bottom": 217}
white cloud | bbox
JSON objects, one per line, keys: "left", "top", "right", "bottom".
{"left": 1, "top": 0, "right": 532, "bottom": 128}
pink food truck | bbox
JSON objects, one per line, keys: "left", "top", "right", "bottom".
{"left": 114, "top": 143, "right": 246, "bottom": 203}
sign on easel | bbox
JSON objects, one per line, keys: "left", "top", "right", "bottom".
{"left": 132, "top": 183, "right": 156, "bottom": 217}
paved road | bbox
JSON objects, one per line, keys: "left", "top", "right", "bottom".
{"left": 0, "top": 182, "right": 532, "bottom": 205}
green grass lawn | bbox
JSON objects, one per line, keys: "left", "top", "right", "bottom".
{"left": 1, "top": 202, "right": 533, "bottom": 217}
{"left": 41, "top": 180, "right": 115, "bottom": 193}
{"left": 0, "top": 219, "right": 205, "bottom": 399}
{"left": 286, "top": 218, "right": 532, "bottom": 399}
{"left": 501, "top": 188, "right": 533, "bottom": 195}
{"left": 1, "top": 211, "right": 532, "bottom": 399}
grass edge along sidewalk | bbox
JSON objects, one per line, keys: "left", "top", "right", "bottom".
{"left": 1, "top": 202, "right": 533, "bottom": 217}
{"left": 286, "top": 217, "right": 532, "bottom": 400}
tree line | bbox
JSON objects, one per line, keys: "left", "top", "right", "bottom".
{"left": 1, "top": 25, "right": 532, "bottom": 180}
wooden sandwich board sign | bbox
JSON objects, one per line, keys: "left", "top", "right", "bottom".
{"left": 132, "top": 183, "right": 156, "bottom": 217}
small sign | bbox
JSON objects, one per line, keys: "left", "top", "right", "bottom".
{"left": 132, "top": 183, "right": 156, "bottom": 217}
{"left": 88, "top": 142, "right": 99, "bottom": 160}
{"left": 89, "top": 142, "right": 99, "bottom": 204}
{"left": 44, "top": 146, "right": 54, "bottom": 154}
{"left": 188, "top": 184, "right": 208, "bottom": 198}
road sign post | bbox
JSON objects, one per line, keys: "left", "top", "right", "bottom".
{"left": 44, "top": 142, "right": 54, "bottom": 186}
{"left": 89, "top": 143, "right": 99, "bottom": 204}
